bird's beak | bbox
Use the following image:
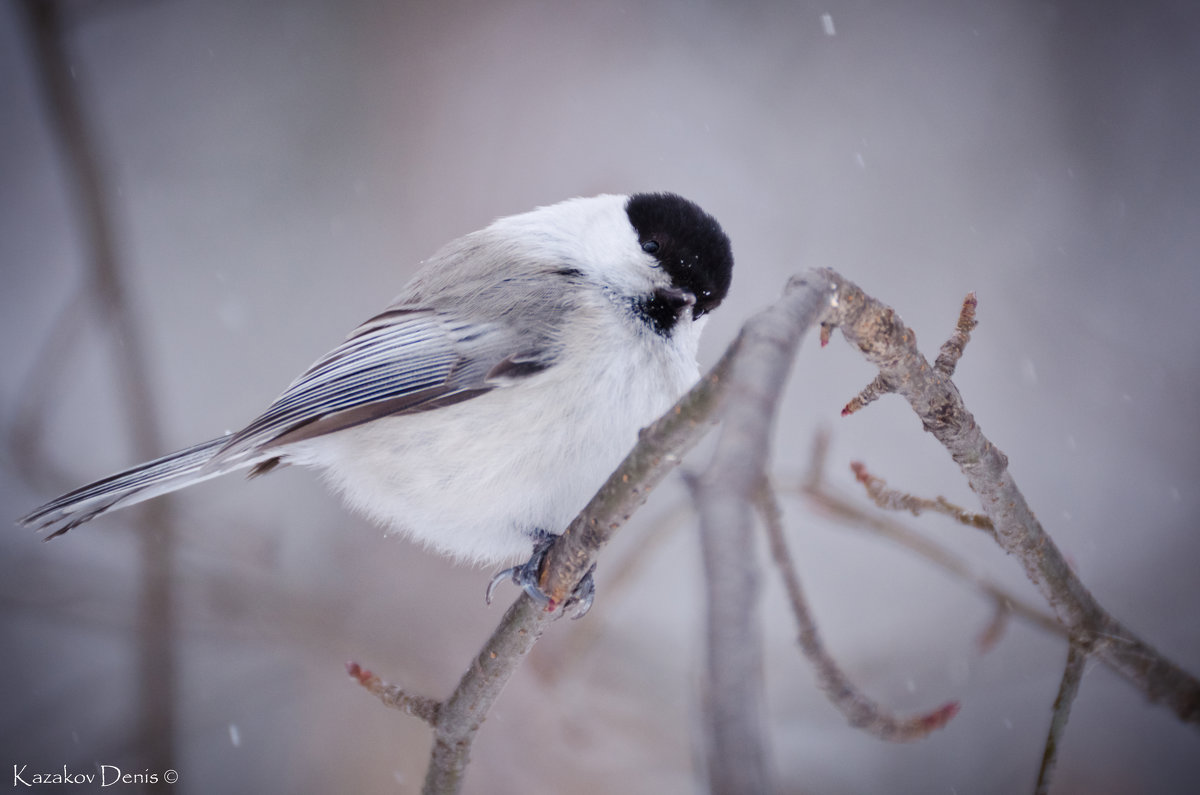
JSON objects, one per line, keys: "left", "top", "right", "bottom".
{"left": 654, "top": 286, "right": 697, "bottom": 319}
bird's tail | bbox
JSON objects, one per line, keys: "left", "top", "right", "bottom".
{"left": 18, "top": 436, "right": 259, "bottom": 539}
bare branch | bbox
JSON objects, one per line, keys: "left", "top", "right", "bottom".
{"left": 759, "top": 482, "right": 960, "bottom": 741}
{"left": 821, "top": 269, "right": 1200, "bottom": 726}
{"left": 346, "top": 662, "right": 441, "bottom": 725}
{"left": 933, "top": 292, "right": 978, "bottom": 376}
{"left": 850, "top": 461, "right": 993, "bottom": 533}
{"left": 841, "top": 372, "right": 892, "bottom": 417}
{"left": 347, "top": 598, "right": 552, "bottom": 795}
{"left": 692, "top": 272, "right": 835, "bottom": 793}
{"left": 422, "top": 596, "right": 550, "bottom": 795}
{"left": 800, "top": 425, "right": 834, "bottom": 491}
{"left": 796, "top": 436, "right": 1063, "bottom": 643}
{"left": 842, "top": 290, "right": 976, "bottom": 413}
{"left": 1035, "top": 641, "right": 1089, "bottom": 795}
{"left": 977, "top": 598, "right": 1014, "bottom": 654}
{"left": 535, "top": 502, "right": 697, "bottom": 685}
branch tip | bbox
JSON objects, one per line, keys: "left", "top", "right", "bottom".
{"left": 919, "top": 701, "right": 961, "bottom": 732}
{"left": 934, "top": 291, "right": 980, "bottom": 376}
{"left": 851, "top": 462, "right": 993, "bottom": 532}
{"left": 978, "top": 599, "right": 1013, "bottom": 653}
{"left": 346, "top": 659, "right": 441, "bottom": 724}
{"left": 842, "top": 373, "right": 893, "bottom": 416}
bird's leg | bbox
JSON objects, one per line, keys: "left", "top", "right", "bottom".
{"left": 486, "top": 529, "right": 596, "bottom": 619}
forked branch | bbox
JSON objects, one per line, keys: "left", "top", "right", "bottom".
{"left": 820, "top": 268, "right": 1200, "bottom": 727}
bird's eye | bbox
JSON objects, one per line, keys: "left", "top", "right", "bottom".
{"left": 641, "top": 240, "right": 660, "bottom": 255}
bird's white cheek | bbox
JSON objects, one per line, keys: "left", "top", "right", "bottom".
{"left": 671, "top": 313, "right": 706, "bottom": 356}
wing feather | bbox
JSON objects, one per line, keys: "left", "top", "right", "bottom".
{"left": 211, "top": 309, "right": 552, "bottom": 463}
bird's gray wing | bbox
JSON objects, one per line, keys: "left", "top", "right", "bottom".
{"left": 19, "top": 307, "right": 555, "bottom": 538}
{"left": 210, "top": 307, "right": 556, "bottom": 465}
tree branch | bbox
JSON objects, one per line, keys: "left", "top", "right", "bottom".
{"left": 933, "top": 292, "right": 978, "bottom": 377}
{"left": 693, "top": 272, "right": 834, "bottom": 793}
{"left": 821, "top": 269, "right": 1200, "bottom": 726}
{"left": 759, "top": 481, "right": 960, "bottom": 741}
{"left": 346, "top": 662, "right": 441, "bottom": 725}
{"left": 794, "top": 448, "right": 1064, "bottom": 647}
{"left": 850, "top": 461, "right": 993, "bottom": 533}
{"left": 1034, "top": 640, "right": 1089, "bottom": 795}
{"left": 422, "top": 596, "right": 551, "bottom": 795}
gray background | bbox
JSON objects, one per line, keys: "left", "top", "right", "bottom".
{"left": 2, "top": 1, "right": 1198, "bottom": 792}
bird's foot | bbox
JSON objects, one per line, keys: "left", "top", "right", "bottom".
{"left": 486, "top": 531, "right": 595, "bottom": 619}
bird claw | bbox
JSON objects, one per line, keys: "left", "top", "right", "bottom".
{"left": 485, "top": 534, "right": 596, "bottom": 619}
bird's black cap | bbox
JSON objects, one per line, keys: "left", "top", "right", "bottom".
{"left": 625, "top": 193, "right": 734, "bottom": 318}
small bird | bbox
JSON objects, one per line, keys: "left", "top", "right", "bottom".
{"left": 19, "top": 192, "right": 733, "bottom": 607}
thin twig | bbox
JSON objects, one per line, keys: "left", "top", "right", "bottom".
{"left": 795, "top": 445, "right": 1063, "bottom": 643}
{"left": 346, "top": 662, "right": 441, "bottom": 725}
{"left": 758, "top": 481, "right": 960, "bottom": 741}
{"left": 850, "top": 461, "right": 993, "bottom": 533}
{"left": 933, "top": 292, "right": 978, "bottom": 376}
{"left": 822, "top": 269, "right": 1200, "bottom": 726}
{"left": 1035, "top": 641, "right": 1089, "bottom": 795}
{"left": 841, "top": 372, "right": 891, "bottom": 416}
{"left": 977, "top": 599, "right": 1014, "bottom": 654}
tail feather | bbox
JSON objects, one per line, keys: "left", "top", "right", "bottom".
{"left": 18, "top": 436, "right": 259, "bottom": 539}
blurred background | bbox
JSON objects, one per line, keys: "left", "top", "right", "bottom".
{"left": 2, "top": 0, "right": 1198, "bottom": 792}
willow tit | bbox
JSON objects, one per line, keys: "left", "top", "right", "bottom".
{"left": 19, "top": 193, "right": 733, "bottom": 603}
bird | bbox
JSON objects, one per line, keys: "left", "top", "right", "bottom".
{"left": 18, "top": 192, "right": 734, "bottom": 609}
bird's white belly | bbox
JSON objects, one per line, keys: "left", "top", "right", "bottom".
{"left": 289, "top": 337, "right": 698, "bottom": 565}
